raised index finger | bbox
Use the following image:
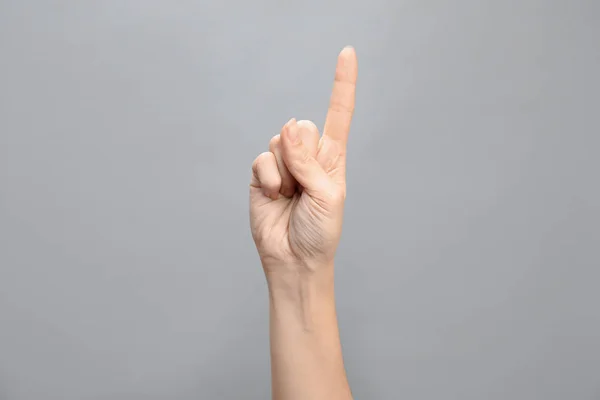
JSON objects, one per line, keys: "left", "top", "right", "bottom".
{"left": 322, "top": 46, "right": 358, "bottom": 150}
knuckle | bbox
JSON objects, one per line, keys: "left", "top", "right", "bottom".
{"left": 253, "top": 152, "right": 270, "bottom": 169}
{"left": 269, "top": 135, "right": 281, "bottom": 152}
{"left": 317, "top": 137, "right": 343, "bottom": 174}
{"left": 252, "top": 155, "right": 262, "bottom": 171}
{"left": 328, "top": 99, "right": 354, "bottom": 114}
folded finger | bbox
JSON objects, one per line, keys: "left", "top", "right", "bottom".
{"left": 251, "top": 151, "right": 281, "bottom": 200}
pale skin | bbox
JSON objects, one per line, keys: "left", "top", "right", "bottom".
{"left": 249, "top": 47, "right": 358, "bottom": 400}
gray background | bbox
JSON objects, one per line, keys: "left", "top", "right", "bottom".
{"left": 1, "top": 1, "right": 599, "bottom": 399}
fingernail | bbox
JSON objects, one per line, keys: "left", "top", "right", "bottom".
{"left": 287, "top": 122, "right": 300, "bottom": 144}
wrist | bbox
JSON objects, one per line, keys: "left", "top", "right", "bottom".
{"left": 265, "top": 262, "right": 336, "bottom": 326}
{"left": 265, "top": 261, "right": 335, "bottom": 300}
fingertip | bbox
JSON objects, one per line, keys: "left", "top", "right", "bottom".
{"left": 281, "top": 118, "right": 297, "bottom": 142}
{"left": 340, "top": 46, "right": 357, "bottom": 63}
{"left": 296, "top": 120, "right": 320, "bottom": 156}
{"left": 296, "top": 119, "right": 318, "bottom": 132}
{"left": 283, "top": 119, "right": 300, "bottom": 144}
{"left": 252, "top": 151, "right": 282, "bottom": 198}
{"left": 341, "top": 45, "right": 355, "bottom": 56}
{"left": 337, "top": 46, "right": 358, "bottom": 81}
{"left": 285, "top": 118, "right": 297, "bottom": 129}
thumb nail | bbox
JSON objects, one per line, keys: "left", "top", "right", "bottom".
{"left": 287, "top": 121, "right": 300, "bottom": 143}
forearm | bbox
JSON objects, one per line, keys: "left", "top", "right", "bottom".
{"left": 266, "top": 265, "right": 352, "bottom": 400}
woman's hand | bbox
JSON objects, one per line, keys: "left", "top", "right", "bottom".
{"left": 249, "top": 47, "right": 358, "bottom": 276}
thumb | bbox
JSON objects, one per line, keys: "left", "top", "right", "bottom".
{"left": 280, "top": 119, "right": 334, "bottom": 196}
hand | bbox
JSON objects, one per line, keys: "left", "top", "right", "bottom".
{"left": 249, "top": 47, "right": 358, "bottom": 275}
